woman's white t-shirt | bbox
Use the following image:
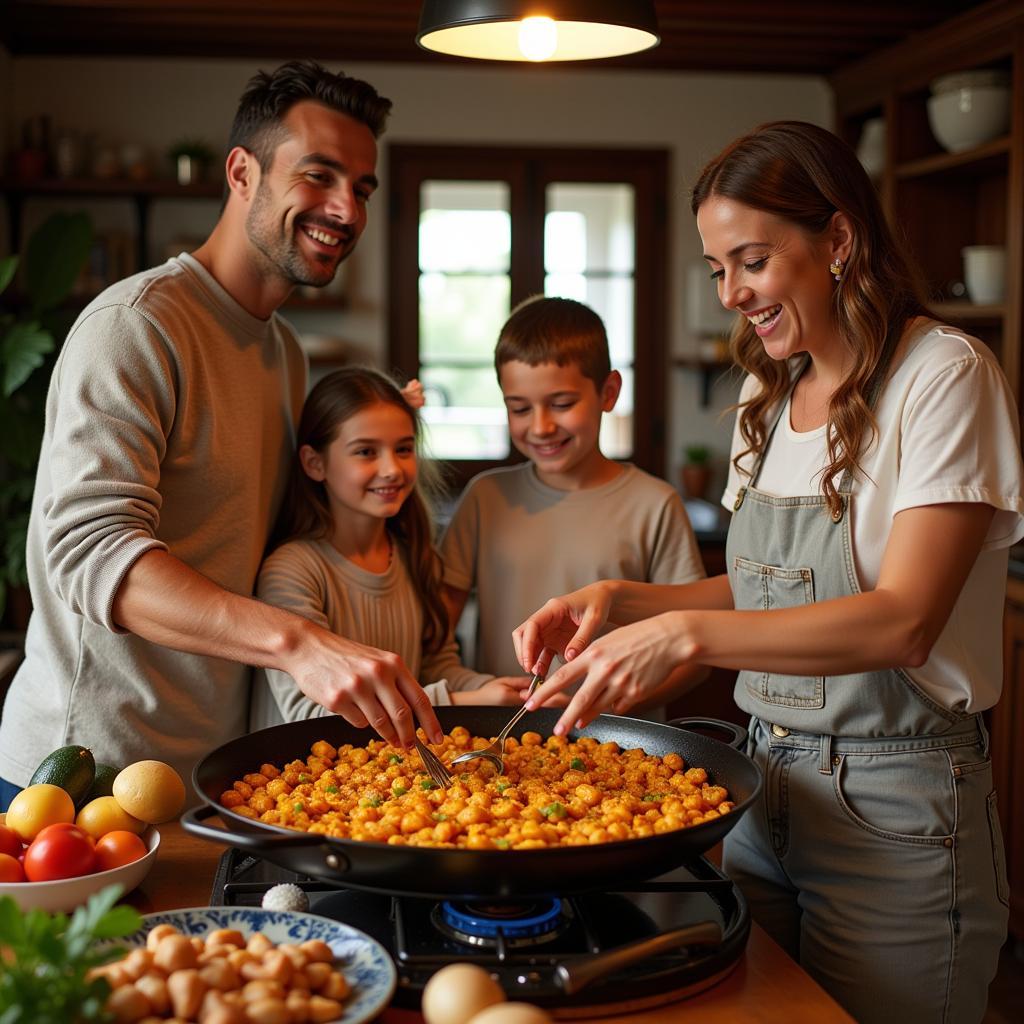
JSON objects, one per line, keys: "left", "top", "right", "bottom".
{"left": 723, "top": 320, "right": 1024, "bottom": 713}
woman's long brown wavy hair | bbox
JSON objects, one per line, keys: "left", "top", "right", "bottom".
{"left": 690, "top": 121, "right": 933, "bottom": 514}
{"left": 270, "top": 367, "right": 449, "bottom": 654}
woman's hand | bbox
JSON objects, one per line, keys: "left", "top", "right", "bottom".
{"left": 525, "top": 611, "right": 698, "bottom": 735}
{"left": 512, "top": 582, "right": 615, "bottom": 677}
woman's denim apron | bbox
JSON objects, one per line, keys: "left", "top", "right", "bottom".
{"left": 723, "top": 361, "right": 1009, "bottom": 1024}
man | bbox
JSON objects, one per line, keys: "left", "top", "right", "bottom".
{"left": 0, "top": 61, "right": 441, "bottom": 806}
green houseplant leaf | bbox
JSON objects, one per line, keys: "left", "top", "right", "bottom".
{"left": 24, "top": 212, "right": 93, "bottom": 314}
{"left": 0, "top": 211, "right": 94, "bottom": 626}
{"left": 0, "top": 254, "right": 18, "bottom": 296}
{"left": 2, "top": 319, "right": 54, "bottom": 397}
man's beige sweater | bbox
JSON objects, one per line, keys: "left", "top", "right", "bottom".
{"left": 0, "top": 255, "right": 306, "bottom": 791}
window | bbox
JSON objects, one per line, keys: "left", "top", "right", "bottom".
{"left": 389, "top": 146, "right": 668, "bottom": 485}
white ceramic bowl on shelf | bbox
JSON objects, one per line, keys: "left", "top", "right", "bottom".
{"left": 927, "top": 85, "right": 1011, "bottom": 152}
{"left": 0, "top": 827, "right": 159, "bottom": 913}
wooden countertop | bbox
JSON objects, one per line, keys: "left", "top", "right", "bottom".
{"left": 132, "top": 821, "right": 853, "bottom": 1023}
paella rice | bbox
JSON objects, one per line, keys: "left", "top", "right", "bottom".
{"left": 219, "top": 728, "right": 734, "bottom": 850}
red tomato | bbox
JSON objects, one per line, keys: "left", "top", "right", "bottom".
{"left": 0, "top": 852, "right": 26, "bottom": 883}
{"left": 34, "top": 822, "right": 95, "bottom": 846}
{"left": 94, "top": 830, "right": 148, "bottom": 872}
{"left": 24, "top": 826, "right": 97, "bottom": 881}
{"left": 0, "top": 824, "right": 22, "bottom": 859}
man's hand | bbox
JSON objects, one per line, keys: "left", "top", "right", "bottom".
{"left": 283, "top": 622, "right": 443, "bottom": 747}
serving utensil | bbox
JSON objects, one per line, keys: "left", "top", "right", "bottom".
{"left": 413, "top": 735, "right": 453, "bottom": 788}
{"left": 449, "top": 674, "right": 543, "bottom": 774}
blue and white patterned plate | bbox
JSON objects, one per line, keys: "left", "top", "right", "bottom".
{"left": 117, "top": 906, "right": 396, "bottom": 1024}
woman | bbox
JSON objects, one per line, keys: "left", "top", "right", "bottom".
{"left": 513, "top": 121, "right": 1021, "bottom": 1024}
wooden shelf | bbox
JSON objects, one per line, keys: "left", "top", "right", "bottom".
{"left": 894, "top": 136, "right": 1010, "bottom": 181}
{"left": 0, "top": 176, "right": 222, "bottom": 199}
{"left": 931, "top": 300, "right": 1005, "bottom": 323}
{"left": 672, "top": 356, "right": 738, "bottom": 407}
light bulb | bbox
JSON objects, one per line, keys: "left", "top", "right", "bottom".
{"left": 518, "top": 16, "right": 558, "bottom": 61}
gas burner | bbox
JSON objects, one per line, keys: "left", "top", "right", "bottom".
{"left": 433, "top": 898, "right": 569, "bottom": 948}
{"left": 210, "top": 850, "right": 750, "bottom": 1018}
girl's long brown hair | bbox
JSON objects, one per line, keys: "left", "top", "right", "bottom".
{"left": 270, "top": 367, "right": 449, "bottom": 654}
{"left": 690, "top": 121, "right": 933, "bottom": 514}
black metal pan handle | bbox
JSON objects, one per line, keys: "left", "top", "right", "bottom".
{"left": 667, "top": 717, "right": 749, "bottom": 751}
{"left": 555, "top": 920, "right": 723, "bottom": 994}
{"left": 180, "top": 804, "right": 350, "bottom": 871}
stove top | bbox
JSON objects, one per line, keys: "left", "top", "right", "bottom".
{"left": 210, "top": 849, "right": 749, "bottom": 1018}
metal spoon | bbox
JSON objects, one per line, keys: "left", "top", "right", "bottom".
{"left": 449, "top": 674, "right": 543, "bottom": 775}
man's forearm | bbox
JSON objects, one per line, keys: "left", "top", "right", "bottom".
{"left": 111, "top": 549, "right": 305, "bottom": 669}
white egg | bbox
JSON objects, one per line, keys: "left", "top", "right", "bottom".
{"left": 467, "top": 1001, "right": 554, "bottom": 1024}
{"left": 421, "top": 962, "right": 506, "bottom": 1024}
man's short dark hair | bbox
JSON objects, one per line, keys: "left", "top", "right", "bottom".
{"left": 228, "top": 59, "right": 392, "bottom": 171}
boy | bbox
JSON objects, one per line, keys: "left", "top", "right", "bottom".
{"left": 441, "top": 296, "right": 707, "bottom": 712}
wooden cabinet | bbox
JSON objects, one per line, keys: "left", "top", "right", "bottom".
{"left": 998, "top": 575, "right": 1024, "bottom": 940}
{"left": 830, "top": 1, "right": 1023, "bottom": 415}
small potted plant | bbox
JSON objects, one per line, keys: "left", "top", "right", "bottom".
{"left": 167, "top": 138, "right": 217, "bottom": 185}
{"left": 680, "top": 444, "right": 713, "bottom": 500}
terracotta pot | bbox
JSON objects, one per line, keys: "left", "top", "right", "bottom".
{"left": 681, "top": 464, "right": 712, "bottom": 500}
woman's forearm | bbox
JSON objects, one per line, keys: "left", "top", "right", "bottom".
{"left": 606, "top": 573, "right": 734, "bottom": 625}
{"left": 681, "top": 587, "right": 926, "bottom": 677}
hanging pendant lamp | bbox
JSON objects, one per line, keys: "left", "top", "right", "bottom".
{"left": 416, "top": 1, "right": 660, "bottom": 62}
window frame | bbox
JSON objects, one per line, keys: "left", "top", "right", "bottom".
{"left": 387, "top": 143, "right": 669, "bottom": 488}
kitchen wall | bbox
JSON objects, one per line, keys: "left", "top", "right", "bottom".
{"left": 3, "top": 54, "right": 831, "bottom": 491}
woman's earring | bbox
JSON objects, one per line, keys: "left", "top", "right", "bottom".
{"left": 829, "top": 258, "right": 844, "bottom": 283}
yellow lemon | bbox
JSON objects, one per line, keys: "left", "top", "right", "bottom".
{"left": 76, "top": 795, "right": 145, "bottom": 839}
{"left": 6, "top": 784, "right": 76, "bottom": 841}
{"left": 112, "top": 760, "right": 186, "bottom": 824}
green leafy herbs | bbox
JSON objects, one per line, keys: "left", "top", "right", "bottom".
{"left": 325, "top": 785, "right": 339, "bottom": 794}
{"left": 495, "top": 782, "right": 511, "bottom": 794}
{"left": 540, "top": 801, "right": 567, "bottom": 820}
{"left": 419, "top": 779, "right": 438, "bottom": 791}
{"left": 642, "top": 793, "right": 666, "bottom": 802}
{"left": 0, "top": 883, "right": 141, "bottom": 1024}
{"left": 391, "top": 786, "right": 408, "bottom": 797}
{"left": 570, "top": 758, "right": 586, "bottom": 772}
{"left": 388, "top": 755, "right": 403, "bottom": 765}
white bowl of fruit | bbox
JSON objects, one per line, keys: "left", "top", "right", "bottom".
{"left": 0, "top": 747, "right": 185, "bottom": 912}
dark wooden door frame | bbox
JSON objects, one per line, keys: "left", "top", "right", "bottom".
{"left": 386, "top": 143, "right": 669, "bottom": 488}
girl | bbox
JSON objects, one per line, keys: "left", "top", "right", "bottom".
{"left": 251, "top": 366, "right": 526, "bottom": 728}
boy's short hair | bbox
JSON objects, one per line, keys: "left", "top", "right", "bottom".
{"left": 495, "top": 296, "right": 612, "bottom": 388}
{"left": 228, "top": 59, "right": 392, "bottom": 173}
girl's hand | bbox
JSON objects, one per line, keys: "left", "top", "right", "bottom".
{"left": 525, "top": 612, "right": 696, "bottom": 735}
{"left": 512, "top": 582, "right": 614, "bottom": 677}
{"left": 401, "top": 378, "right": 425, "bottom": 409}
{"left": 452, "top": 677, "right": 528, "bottom": 706}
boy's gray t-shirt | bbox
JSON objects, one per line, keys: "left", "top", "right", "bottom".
{"left": 440, "top": 462, "right": 705, "bottom": 678}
